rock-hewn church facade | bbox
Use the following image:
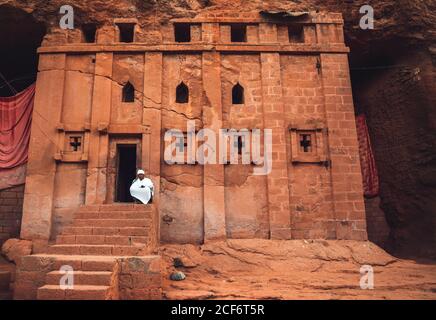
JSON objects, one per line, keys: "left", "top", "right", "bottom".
{"left": 21, "top": 11, "right": 367, "bottom": 248}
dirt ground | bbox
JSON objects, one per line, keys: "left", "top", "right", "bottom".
{"left": 160, "top": 239, "right": 436, "bottom": 300}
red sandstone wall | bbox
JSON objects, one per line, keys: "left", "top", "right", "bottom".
{"left": 160, "top": 53, "right": 205, "bottom": 244}
{"left": 111, "top": 54, "right": 144, "bottom": 124}
{"left": 221, "top": 54, "right": 269, "bottom": 239}
{"left": 281, "top": 55, "right": 336, "bottom": 239}
{"left": 50, "top": 54, "right": 94, "bottom": 238}
{"left": 0, "top": 185, "right": 24, "bottom": 245}
{"left": 18, "top": 12, "right": 367, "bottom": 244}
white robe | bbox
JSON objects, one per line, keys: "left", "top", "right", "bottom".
{"left": 129, "top": 177, "right": 154, "bottom": 204}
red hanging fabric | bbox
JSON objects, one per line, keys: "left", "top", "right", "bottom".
{"left": 0, "top": 83, "right": 35, "bottom": 169}
{"left": 356, "top": 114, "right": 379, "bottom": 197}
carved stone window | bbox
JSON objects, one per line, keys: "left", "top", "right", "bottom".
{"left": 299, "top": 133, "right": 313, "bottom": 153}
{"left": 55, "top": 124, "right": 90, "bottom": 163}
{"left": 82, "top": 24, "right": 97, "bottom": 43}
{"left": 122, "top": 82, "right": 135, "bottom": 103}
{"left": 69, "top": 136, "right": 82, "bottom": 152}
{"left": 117, "top": 23, "right": 135, "bottom": 43}
{"left": 176, "top": 82, "right": 189, "bottom": 103}
{"left": 288, "top": 24, "right": 304, "bottom": 43}
{"left": 289, "top": 124, "right": 328, "bottom": 165}
{"left": 231, "top": 24, "right": 247, "bottom": 42}
{"left": 232, "top": 83, "right": 244, "bottom": 105}
{"left": 174, "top": 23, "right": 191, "bottom": 43}
{"left": 163, "top": 130, "right": 198, "bottom": 165}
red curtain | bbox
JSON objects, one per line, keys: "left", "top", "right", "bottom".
{"left": 356, "top": 114, "right": 379, "bottom": 197}
{"left": 0, "top": 84, "right": 35, "bottom": 170}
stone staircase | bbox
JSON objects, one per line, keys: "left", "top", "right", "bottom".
{"left": 0, "top": 271, "right": 12, "bottom": 300}
{"left": 14, "top": 204, "right": 161, "bottom": 300}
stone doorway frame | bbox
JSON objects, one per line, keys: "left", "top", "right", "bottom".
{"left": 106, "top": 135, "right": 142, "bottom": 204}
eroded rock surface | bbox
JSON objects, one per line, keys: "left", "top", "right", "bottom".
{"left": 161, "top": 240, "right": 436, "bottom": 300}
{"left": 1, "top": 238, "right": 32, "bottom": 264}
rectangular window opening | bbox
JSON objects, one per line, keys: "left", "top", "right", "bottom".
{"left": 117, "top": 23, "right": 135, "bottom": 43}
{"left": 231, "top": 24, "right": 247, "bottom": 43}
{"left": 288, "top": 24, "right": 304, "bottom": 43}
{"left": 82, "top": 24, "right": 97, "bottom": 43}
{"left": 174, "top": 23, "right": 191, "bottom": 42}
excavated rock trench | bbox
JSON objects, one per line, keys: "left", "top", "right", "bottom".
{"left": 0, "top": 0, "right": 434, "bottom": 258}
{"left": 0, "top": 1, "right": 435, "bottom": 295}
{"left": 160, "top": 239, "right": 436, "bottom": 300}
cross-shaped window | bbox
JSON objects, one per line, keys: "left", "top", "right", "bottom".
{"left": 69, "top": 136, "right": 82, "bottom": 152}
{"left": 234, "top": 136, "right": 245, "bottom": 155}
{"left": 299, "top": 134, "right": 312, "bottom": 153}
{"left": 175, "top": 136, "right": 185, "bottom": 152}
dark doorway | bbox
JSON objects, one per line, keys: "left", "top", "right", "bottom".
{"left": 115, "top": 145, "right": 137, "bottom": 203}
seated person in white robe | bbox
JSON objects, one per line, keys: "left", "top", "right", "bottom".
{"left": 129, "top": 169, "right": 154, "bottom": 204}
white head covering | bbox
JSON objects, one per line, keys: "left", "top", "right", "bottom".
{"left": 137, "top": 169, "right": 145, "bottom": 175}
{"left": 130, "top": 173, "right": 154, "bottom": 204}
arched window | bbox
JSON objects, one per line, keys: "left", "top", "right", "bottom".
{"left": 232, "top": 83, "right": 244, "bottom": 104}
{"left": 122, "top": 82, "right": 135, "bottom": 103}
{"left": 176, "top": 82, "right": 189, "bottom": 103}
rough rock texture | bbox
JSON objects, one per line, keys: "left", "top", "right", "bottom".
{"left": 0, "top": 0, "right": 433, "bottom": 46}
{"left": 161, "top": 240, "right": 436, "bottom": 300}
{"left": 1, "top": 238, "right": 32, "bottom": 264}
{"left": 354, "top": 50, "right": 436, "bottom": 258}
{"left": 364, "top": 197, "right": 390, "bottom": 247}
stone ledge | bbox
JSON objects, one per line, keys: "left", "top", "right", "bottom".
{"left": 38, "top": 44, "right": 349, "bottom": 54}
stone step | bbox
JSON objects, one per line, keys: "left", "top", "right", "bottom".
{"left": 62, "top": 226, "right": 148, "bottom": 236}
{"left": 74, "top": 219, "right": 150, "bottom": 228}
{"left": 78, "top": 204, "right": 153, "bottom": 212}
{"left": 56, "top": 235, "right": 148, "bottom": 245}
{"left": 21, "top": 254, "right": 118, "bottom": 272}
{"left": 75, "top": 211, "right": 151, "bottom": 219}
{"left": 37, "top": 284, "right": 111, "bottom": 300}
{"left": 15, "top": 255, "right": 161, "bottom": 300}
{"left": 0, "top": 271, "right": 11, "bottom": 291}
{"left": 21, "top": 254, "right": 159, "bottom": 271}
{"left": 47, "top": 244, "right": 147, "bottom": 256}
{"left": 45, "top": 271, "right": 112, "bottom": 286}
{"left": 0, "top": 291, "right": 12, "bottom": 300}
